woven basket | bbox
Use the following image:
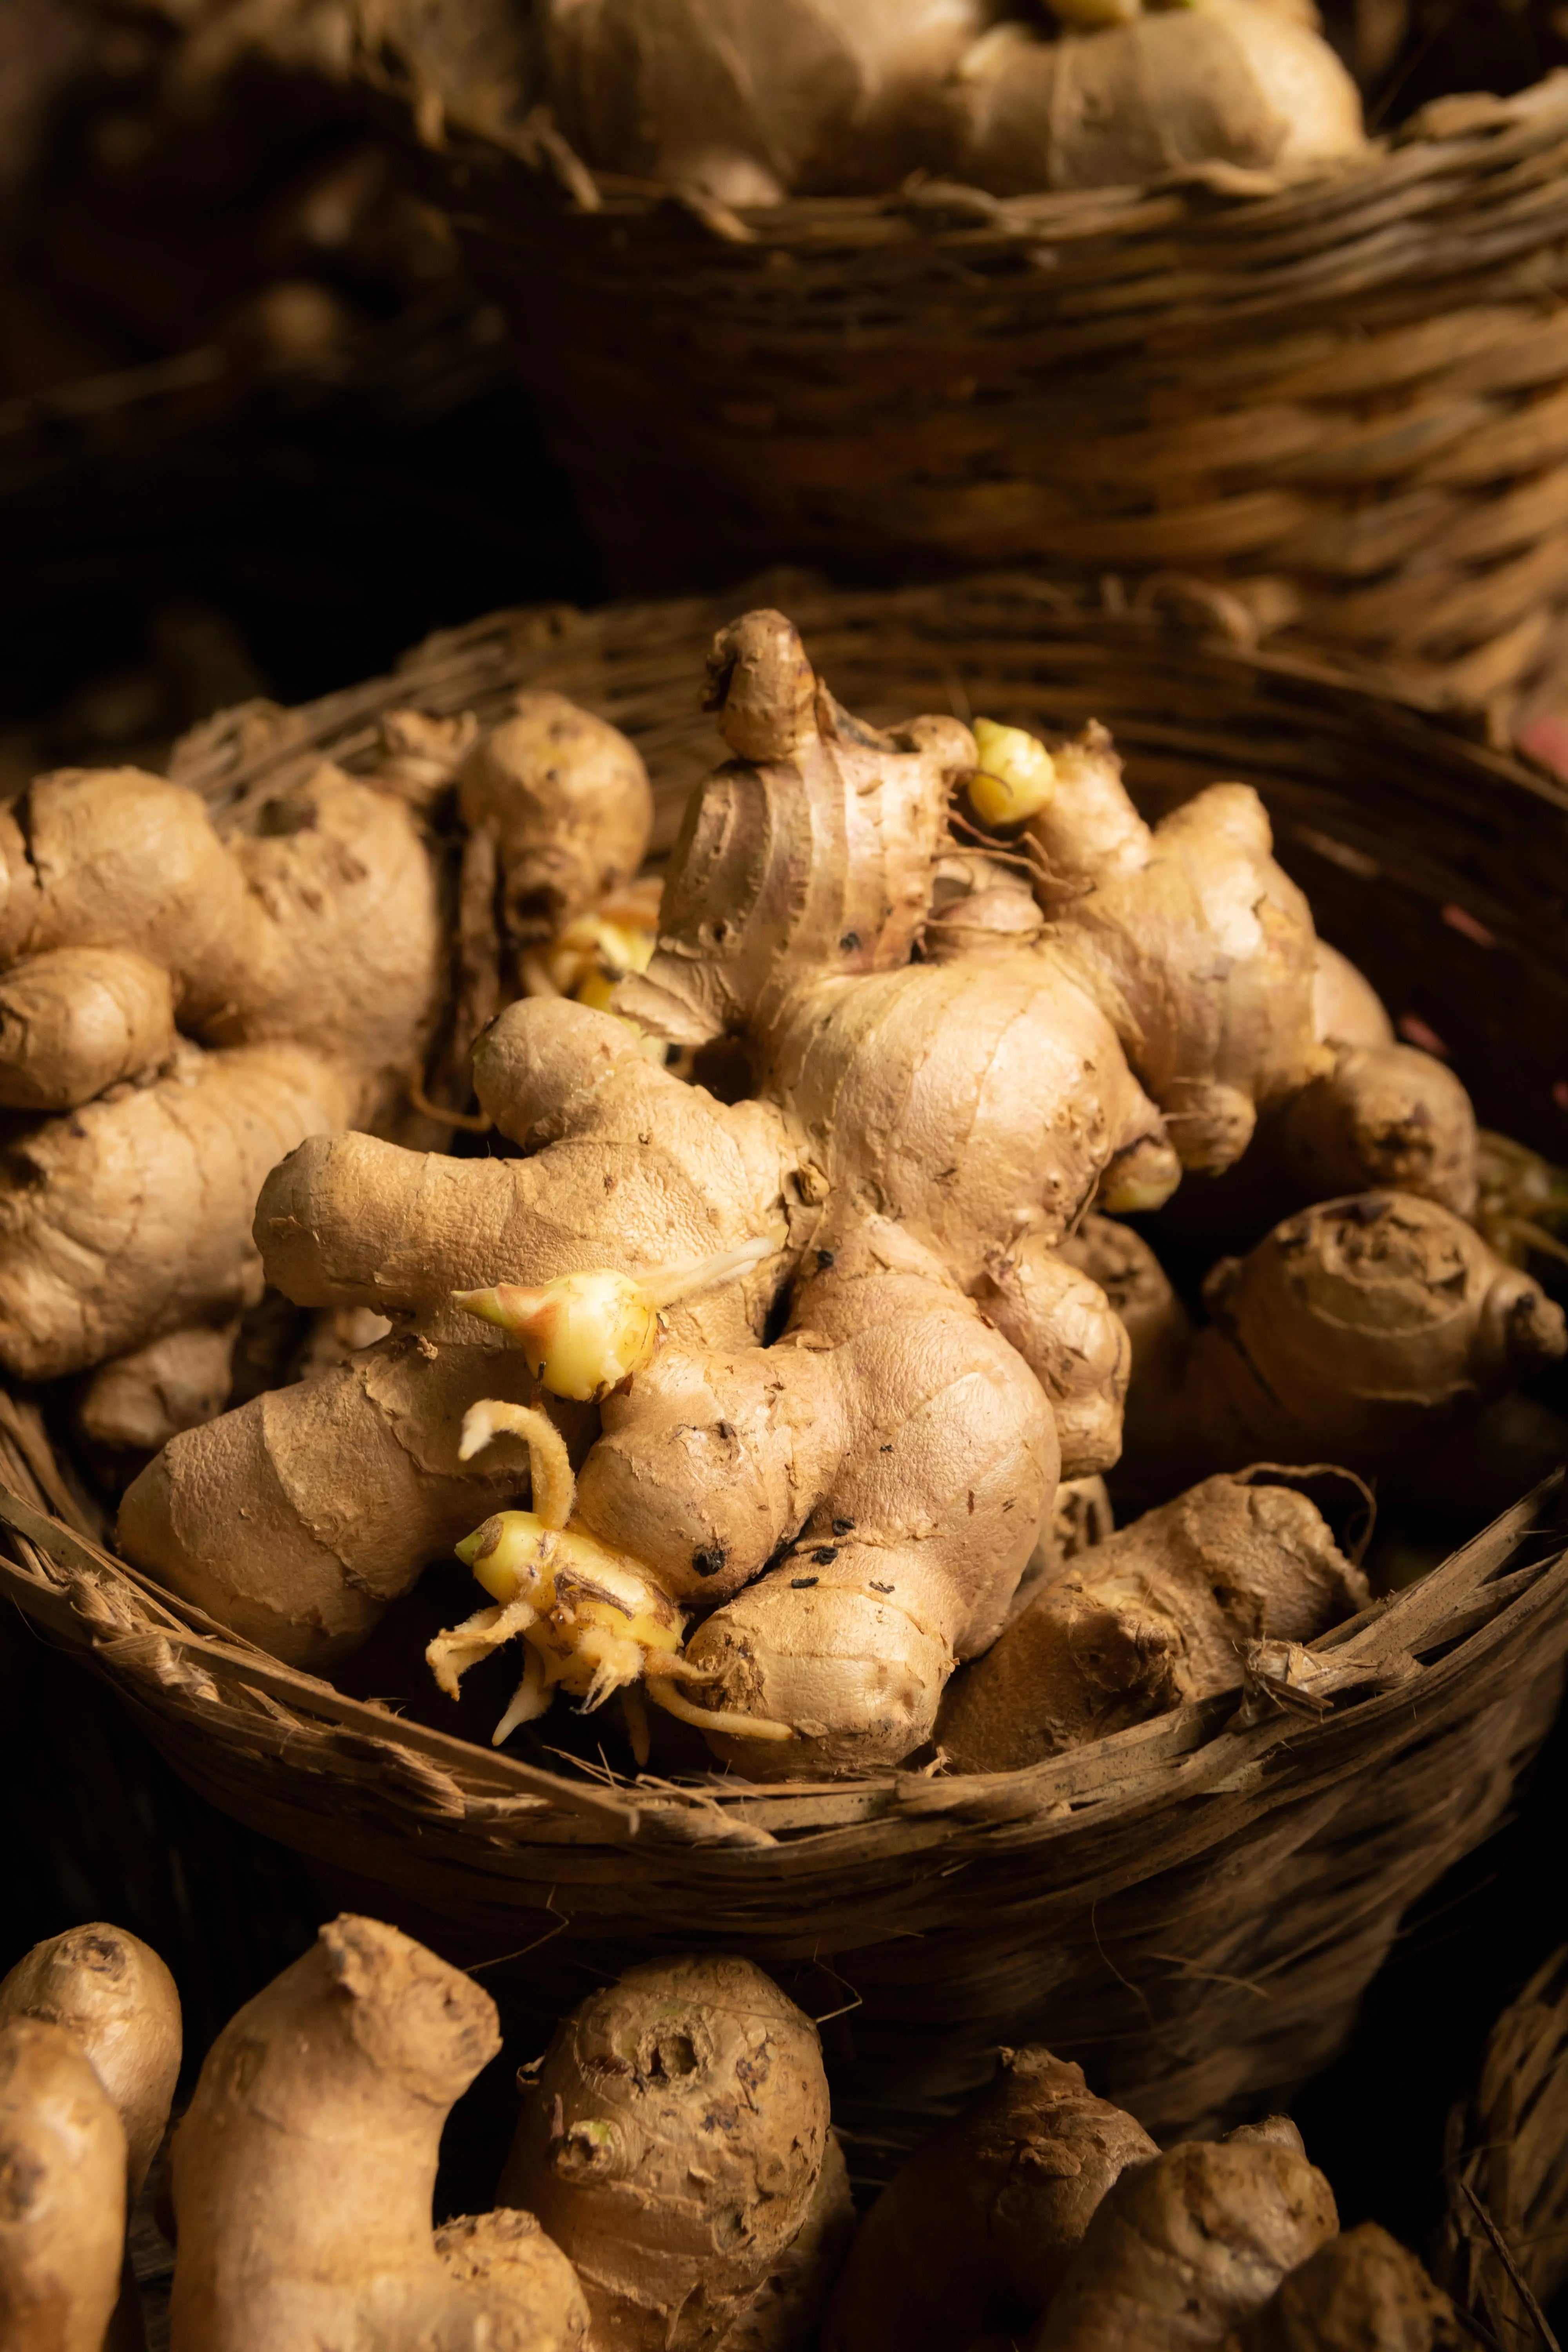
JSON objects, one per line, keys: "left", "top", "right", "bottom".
{"left": 5, "top": 575, "right": 1568, "bottom": 2141}
{"left": 407, "top": 71, "right": 1568, "bottom": 724}
{"left": 1440, "top": 1947, "right": 1568, "bottom": 2348}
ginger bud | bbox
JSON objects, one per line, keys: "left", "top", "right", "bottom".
{"left": 457, "top": 1269, "right": 659, "bottom": 1400}
{"left": 455, "top": 1227, "right": 788, "bottom": 1402}
{"left": 969, "top": 719, "right": 1057, "bottom": 829}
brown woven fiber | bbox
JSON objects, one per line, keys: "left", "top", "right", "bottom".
{"left": 4, "top": 577, "right": 1568, "bottom": 2140}
{"left": 1441, "top": 1947, "right": 1568, "bottom": 2349}
{"left": 403, "top": 71, "right": 1568, "bottom": 723}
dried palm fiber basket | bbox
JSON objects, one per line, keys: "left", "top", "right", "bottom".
{"left": 354, "top": 21, "right": 1568, "bottom": 726}
{"left": 1439, "top": 1946, "right": 1568, "bottom": 2350}
{"left": 4, "top": 573, "right": 1568, "bottom": 2142}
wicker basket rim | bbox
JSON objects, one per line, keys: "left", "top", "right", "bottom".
{"left": 426, "top": 68, "right": 1568, "bottom": 254}
{"left": 3, "top": 1462, "right": 1563, "bottom": 1856}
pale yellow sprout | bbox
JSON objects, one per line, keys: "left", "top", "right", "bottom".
{"left": 427, "top": 1406, "right": 794, "bottom": 1749}
{"left": 453, "top": 1225, "right": 788, "bottom": 1401}
{"left": 969, "top": 719, "right": 1057, "bottom": 829}
{"left": 520, "top": 876, "right": 666, "bottom": 1059}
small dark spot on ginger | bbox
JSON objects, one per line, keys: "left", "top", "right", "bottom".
{"left": 816, "top": 1249, "right": 835, "bottom": 1271}
{"left": 839, "top": 932, "right": 860, "bottom": 952}
{"left": 811, "top": 1546, "right": 838, "bottom": 1564}
{"left": 831, "top": 1516, "right": 854, "bottom": 1534}
{"left": 691, "top": 1545, "right": 727, "bottom": 1578}
{"left": 791, "top": 1577, "right": 818, "bottom": 1589}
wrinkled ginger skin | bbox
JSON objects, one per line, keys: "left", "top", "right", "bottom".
{"left": 0, "top": 1042, "right": 354, "bottom": 1382}
{"left": 0, "top": 760, "right": 444, "bottom": 1382}
{"left": 544, "top": 0, "right": 988, "bottom": 202}
{"left": 944, "top": 1, "right": 1364, "bottom": 196}
{"left": 1027, "top": 735, "right": 1328, "bottom": 1172}
{"left": 118, "top": 996, "right": 794, "bottom": 1665}
{"left": 1238, "top": 2222, "right": 1464, "bottom": 2350}
{"left": 939, "top": 1474, "right": 1368, "bottom": 1773}
{"left": 1274, "top": 1044, "right": 1478, "bottom": 1218}
{"left": 77, "top": 1321, "right": 238, "bottom": 1456}
{"left": 0, "top": 1923, "right": 181, "bottom": 2200}
{"left": 822, "top": 2047, "right": 1157, "bottom": 2352}
{"left": 457, "top": 690, "right": 653, "bottom": 946}
{"left": 0, "top": 2016, "right": 127, "bottom": 2352}
{"left": 1029, "top": 2137, "right": 1339, "bottom": 2349}
{"left": 1177, "top": 1192, "right": 1567, "bottom": 1473}
{"left": 499, "top": 1953, "right": 832, "bottom": 2352}
{"left": 720, "top": 2132, "right": 855, "bottom": 2352}
{"left": 170, "top": 1914, "right": 586, "bottom": 2352}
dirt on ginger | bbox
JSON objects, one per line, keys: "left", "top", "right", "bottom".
{"left": 498, "top": 1952, "right": 846, "bottom": 2352}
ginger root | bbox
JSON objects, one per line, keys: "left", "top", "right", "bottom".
{"left": 169, "top": 1913, "right": 588, "bottom": 2352}
{"left": 1030, "top": 2134, "right": 1339, "bottom": 2347}
{"left": 0, "top": 1922, "right": 181, "bottom": 2204}
{"left": 1, "top": 1920, "right": 183, "bottom": 2352}
{"left": 1238, "top": 2223, "right": 1465, "bottom": 2349}
{"left": 939, "top": 1471, "right": 1368, "bottom": 1771}
{"left": 0, "top": 2017, "right": 128, "bottom": 2352}
{"left": 497, "top": 1953, "right": 844, "bottom": 2352}
{"left": 942, "top": 0, "right": 1365, "bottom": 196}
{"left": 119, "top": 610, "right": 1486, "bottom": 1777}
{"left": 0, "top": 687, "right": 651, "bottom": 1384}
{"left": 542, "top": 0, "right": 988, "bottom": 203}
{"left": 1136, "top": 1193, "right": 1566, "bottom": 1481}
{"left": 822, "top": 2047, "right": 1156, "bottom": 2352}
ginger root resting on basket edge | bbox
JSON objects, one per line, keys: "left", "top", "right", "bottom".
{"left": 0, "top": 691, "right": 653, "bottom": 1424}
{"left": 112, "top": 608, "right": 1564, "bottom": 1778}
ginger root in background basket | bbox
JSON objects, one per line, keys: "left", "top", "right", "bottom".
{"left": 114, "top": 606, "right": 1562, "bottom": 1779}
{"left": 0, "top": 697, "right": 652, "bottom": 1404}
{"left": 534, "top": 0, "right": 1365, "bottom": 198}
{"left": 498, "top": 1952, "right": 850, "bottom": 2352}
{"left": 0, "top": 1920, "right": 182, "bottom": 2352}
{"left": 938, "top": 1470, "right": 1370, "bottom": 1773}
{"left": 169, "top": 1913, "right": 589, "bottom": 2352}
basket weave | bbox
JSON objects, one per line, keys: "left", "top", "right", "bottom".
{"left": 411, "top": 73, "right": 1568, "bottom": 721}
{"left": 1441, "top": 1947, "right": 1568, "bottom": 2348}
{"left": 5, "top": 576, "right": 1568, "bottom": 2139}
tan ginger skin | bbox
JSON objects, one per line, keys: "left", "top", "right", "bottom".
{"left": 169, "top": 1913, "right": 588, "bottom": 2352}
{"left": 1077, "top": 1195, "right": 1567, "bottom": 1494}
{"left": 823, "top": 2047, "right": 1157, "bottom": 2352}
{"left": 498, "top": 1953, "right": 844, "bottom": 2352}
{"left": 1029, "top": 2135, "right": 1340, "bottom": 2349}
{"left": 119, "top": 608, "right": 1494, "bottom": 1775}
{"left": 0, "top": 2016, "right": 128, "bottom": 2352}
{"left": 938, "top": 1472, "right": 1370, "bottom": 1773}
{"left": 0, "top": 701, "right": 652, "bottom": 1390}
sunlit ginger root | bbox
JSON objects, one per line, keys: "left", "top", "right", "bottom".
{"left": 938, "top": 1471, "right": 1369, "bottom": 1773}
{"left": 822, "top": 2046, "right": 1157, "bottom": 2352}
{"left": 168, "top": 1914, "right": 589, "bottom": 2352}
{"left": 0, "top": 685, "right": 653, "bottom": 1383}
{"left": 118, "top": 994, "right": 798, "bottom": 1668}
{"left": 497, "top": 1953, "right": 844, "bottom": 2352}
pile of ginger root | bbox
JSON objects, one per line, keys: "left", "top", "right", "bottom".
{"left": 83, "top": 603, "right": 1564, "bottom": 1786}
{"left": 0, "top": 1901, "right": 1468, "bottom": 2352}
{"left": 0, "top": 681, "right": 653, "bottom": 1461}
{"left": 327, "top": 0, "right": 1367, "bottom": 207}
